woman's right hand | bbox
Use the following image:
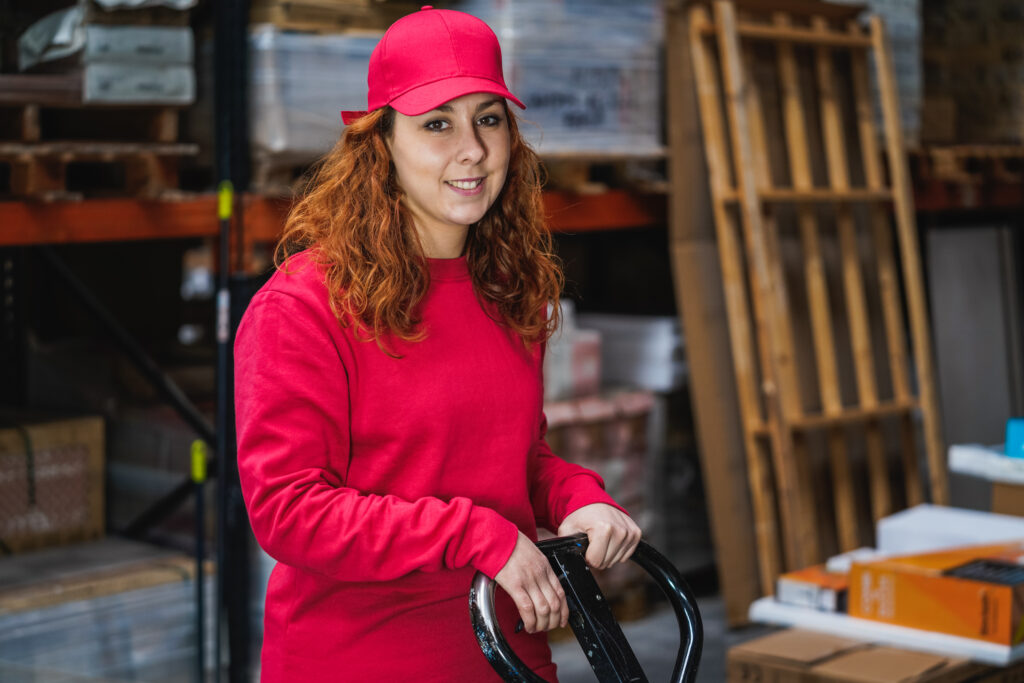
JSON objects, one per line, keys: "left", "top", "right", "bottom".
{"left": 494, "top": 531, "right": 568, "bottom": 634}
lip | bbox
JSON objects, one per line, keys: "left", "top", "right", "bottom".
{"left": 445, "top": 177, "right": 485, "bottom": 197}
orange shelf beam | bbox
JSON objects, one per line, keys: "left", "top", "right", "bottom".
{"left": 0, "top": 190, "right": 667, "bottom": 248}
{"left": 241, "top": 190, "right": 667, "bottom": 242}
{"left": 0, "top": 196, "right": 220, "bottom": 246}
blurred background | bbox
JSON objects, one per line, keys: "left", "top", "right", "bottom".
{"left": 1, "top": 0, "right": 1022, "bottom": 681}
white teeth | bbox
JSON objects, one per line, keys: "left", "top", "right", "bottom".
{"left": 447, "top": 179, "right": 482, "bottom": 190}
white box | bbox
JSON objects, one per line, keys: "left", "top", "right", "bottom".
{"left": 83, "top": 62, "right": 195, "bottom": 104}
{"left": 876, "top": 503, "right": 1024, "bottom": 555}
{"left": 576, "top": 314, "right": 686, "bottom": 393}
{"left": 83, "top": 25, "right": 193, "bottom": 64}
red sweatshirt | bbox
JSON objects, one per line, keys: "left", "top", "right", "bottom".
{"left": 234, "top": 250, "right": 622, "bottom": 682}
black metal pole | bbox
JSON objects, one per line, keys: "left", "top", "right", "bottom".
{"left": 192, "top": 440, "right": 208, "bottom": 683}
{"left": 213, "top": 0, "right": 251, "bottom": 679}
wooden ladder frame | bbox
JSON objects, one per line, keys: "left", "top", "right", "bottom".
{"left": 687, "top": 0, "right": 947, "bottom": 594}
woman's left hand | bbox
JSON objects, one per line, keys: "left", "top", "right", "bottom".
{"left": 556, "top": 503, "right": 642, "bottom": 570}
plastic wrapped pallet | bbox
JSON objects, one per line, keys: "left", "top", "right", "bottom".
{"left": 0, "top": 548, "right": 216, "bottom": 682}
{"left": 249, "top": 25, "right": 379, "bottom": 162}
{"left": 450, "top": 0, "right": 663, "bottom": 156}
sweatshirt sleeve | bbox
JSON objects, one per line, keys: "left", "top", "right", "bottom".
{"left": 527, "top": 415, "right": 630, "bottom": 533}
{"left": 234, "top": 290, "right": 519, "bottom": 582}
{"left": 526, "top": 341, "right": 629, "bottom": 532}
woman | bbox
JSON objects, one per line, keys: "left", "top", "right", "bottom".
{"left": 235, "top": 7, "right": 641, "bottom": 681}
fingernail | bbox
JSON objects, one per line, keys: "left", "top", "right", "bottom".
{"left": 515, "top": 620, "right": 524, "bottom": 634}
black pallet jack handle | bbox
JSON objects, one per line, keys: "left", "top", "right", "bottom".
{"left": 470, "top": 534, "right": 703, "bottom": 683}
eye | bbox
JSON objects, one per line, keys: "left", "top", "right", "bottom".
{"left": 423, "top": 119, "right": 450, "bottom": 132}
{"left": 477, "top": 113, "right": 503, "bottom": 127}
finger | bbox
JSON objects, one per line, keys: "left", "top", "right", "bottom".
{"left": 602, "top": 527, "right": 626, "bottom": 568}
{"left": 540, "top": 572, "right": 567, "bottom": 630}
{"left": 586, "top": 529, "right": 611, "bottom": 569}
{"left": 515, "top": 589, "right": 537, "bottom": 633}
{"left": 547, "top": 573, "right": 569, "bottom": 628}
{"left": 609, "top": 527, "right": 638, "bottom": 565}
{"left": 531, "top": 579, "right": 556, "bottom": 632}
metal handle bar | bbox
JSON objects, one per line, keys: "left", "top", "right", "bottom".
{"left": 469, "top": 534, "right": 702, "bottom": 683}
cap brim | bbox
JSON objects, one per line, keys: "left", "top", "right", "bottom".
{"left": 341, "top": 110, "right": 367, "bottom": 125}
{"left": 389, "top": 75, "right": 525, "bottom": 117}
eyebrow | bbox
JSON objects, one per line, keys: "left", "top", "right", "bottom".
{"left": 434, "top": 98, "right": 503, "bottom": 114}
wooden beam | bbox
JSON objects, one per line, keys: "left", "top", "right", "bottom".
{"left": 715, "top": 0, "right": 817, "bottom": 570}
{"left": 813, "top": 15, "right": 891, "bottom": 526}
{"left": 688, "top": 3, "right": 782, "bottom": 597}
{"left": 697, "top": 18, "right": 872, "bottom": 48}
{"left": 871, "top": 16, "right": 948, "bottom": 504}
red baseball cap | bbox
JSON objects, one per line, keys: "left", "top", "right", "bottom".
{"left": 341, "top": 6, "right": 525, "bottom": 125}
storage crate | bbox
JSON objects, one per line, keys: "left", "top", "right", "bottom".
{"left": 0, "top": 416, "right": 104, "bottom": 554}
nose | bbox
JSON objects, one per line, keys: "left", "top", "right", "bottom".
{"left": 456, "top": 123, "right": 486, "bottom": 165}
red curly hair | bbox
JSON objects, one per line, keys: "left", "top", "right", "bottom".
{"left": 275, "top": 104, "right": 562, "bottom": 352}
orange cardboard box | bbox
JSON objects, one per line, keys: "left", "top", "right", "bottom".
{"left": 848, "top": 541, "right": 1024, "bottom": 645}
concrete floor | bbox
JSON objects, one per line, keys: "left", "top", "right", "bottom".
{"left": 551, "top": 593, "right": 776, "bottom": 682}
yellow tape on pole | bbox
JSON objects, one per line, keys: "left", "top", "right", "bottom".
{"left": 191, "top": 440, "right": 208, "bottom": 484}
{"left": 218, "top": 181, "right": 234, "bottom": 221}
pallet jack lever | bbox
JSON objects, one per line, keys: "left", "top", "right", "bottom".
{"left": 470, "top": 534, "right": 703, "bottom": 683}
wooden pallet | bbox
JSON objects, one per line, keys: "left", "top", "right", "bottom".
{"left": 250, "top": 0, "right": 419, "bottom": 33}
{"left": 0, "top": 74, "right": 185, "bottom": 144}
{"left": 686, "top": 0, "right": 947, "bottom": 594}
{"left": 0, "top": 74, "right": 196, "bottom": 200}
{"left": 912, "top": 145, "right": 1024, "bottom": 185}
{"left": 0, "top": 142, "right": 198, "bottom": 200}
{"left": 541, "top": 152, "right": 669, "bottom": 195}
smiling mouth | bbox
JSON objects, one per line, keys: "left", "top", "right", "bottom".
{"left": 446, "top": 178, "right": 484, "bottom": 190}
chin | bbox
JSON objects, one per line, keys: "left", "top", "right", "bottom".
{"left": 447, "top": 208, "right": 490, "bottom": 227}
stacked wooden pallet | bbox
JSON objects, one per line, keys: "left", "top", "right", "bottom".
{"left": 250, "top": 0, "right": 421, "bottom": 34}
{"left": 0, "top": 74, "right": 198, "bottom": 200}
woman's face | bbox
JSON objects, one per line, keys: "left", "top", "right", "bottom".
{"left": 387, "top": 92, "right": 511, "bottom": 253}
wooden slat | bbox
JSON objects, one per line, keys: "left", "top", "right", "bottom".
{"left": 849, "top": 21, "right": 922, "bottom": 507}
{"left": 741, "top": 44, "right": 804, "bottom": 425}
{"left": 813, "top": 16, "right": 891, "bottom": 525}
{"left": 743, "top": 41, "right": 820, "bottom": 562}
{"left": 870, "top": 15, "right": 947, "bottom": 504}
{"left": 668, "top": 3, "right": 761, "bottom": 624}
{"left": 689, "top": 4, "right": 781, "bottom": 595}
{"left": 698, "top": 19, "right": 872, "bottom": 47}
{"left": 774, "top": 11, "right": 859, "bottom": 553}
{"left": 751, "top": 399, "right": 919, "bottom": 434}
{"left": 715, "top": 0, "right": 817, "bottom": 570}
{"left": 719, "top": 187, "right": 893, "bottom": 203}
{"left": 0, "top": 141, "right": 199, "bottom": 157}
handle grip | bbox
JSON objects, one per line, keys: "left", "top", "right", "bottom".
{"left": 469, "top": 534, "right": 702, "bottom": 683}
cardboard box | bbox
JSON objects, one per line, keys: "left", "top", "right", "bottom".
{"left": 0, "top": 416, "right": 105, "bottom": 553}
{"left": 849, "top": 541, "right": 1024, "bottom": 645}
{"left": 727, "top": 629, "right": 1013, "bottom": 682}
